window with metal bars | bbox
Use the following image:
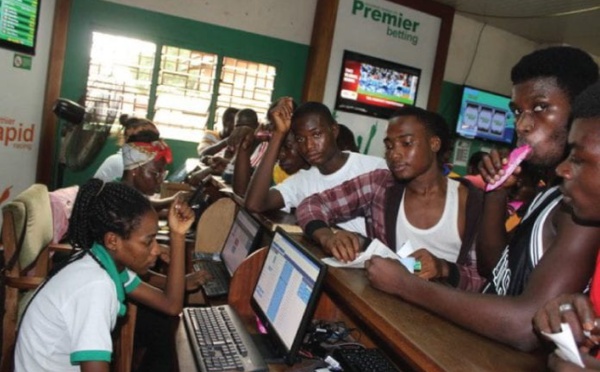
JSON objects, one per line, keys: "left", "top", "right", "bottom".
{"left": 84, "top": 31, "right": 276, "bottom": 141}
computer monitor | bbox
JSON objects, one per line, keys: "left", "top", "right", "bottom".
{"left": 222, "top": 208, "right": 262, "bottom": 276}
{"left": 250, "top": 227, "right": 327, "bottom": 365}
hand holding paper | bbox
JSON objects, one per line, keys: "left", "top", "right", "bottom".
{"left": 322, "top": 239, "right": 417, "bottom": 273}
{"left": 541, "top": 323, "right": 585, "bottom": 368}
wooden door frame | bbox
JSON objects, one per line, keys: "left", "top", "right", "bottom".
{"left": 37, "top": 0, "right": 71, "bottom": 188}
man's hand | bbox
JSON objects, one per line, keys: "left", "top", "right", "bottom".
{"left": 208, "top": 156, "right": 230, "bottom": 175}
{"left": 227, "top": 126, "right": 255, "bottom": 150}
{"left": 316, "top": 229, "right": 361, "bottom": 262}
{"left": 365, "top": 256, "right": 409, "bottom": 295}
{"left": 410, "top": 248, "right": 449, "bottom": 280}
{"left": 533, "top": 294, "right": 599, "bottom": 347}
{"left": 185, "top": 270, "right": 212, "bottom": 292}
{"left": 200, "top": 155, "right": 212, "bottom": 165}
{"left": 270, "top": 97, "right": 294, "bottom": 135}
{"left": 478, "top": 149, "right": 521, "bottom": 190}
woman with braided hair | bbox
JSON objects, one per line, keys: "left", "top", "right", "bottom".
{"left": 15, "top": 179, "right": 194, "bottom": 372}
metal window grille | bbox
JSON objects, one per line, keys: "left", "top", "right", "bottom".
{"left": 86, "top": 32, "right": 155, "bottom": 128}
{"left": 84, "top": 32, "right": 277, "bottom": 141}
{"left": 216, "top": 57, "right": 276, "bottom": 126}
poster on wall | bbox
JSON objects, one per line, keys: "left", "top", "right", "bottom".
{"left": 0, "top": 0, "right": 53, "bottom": 229}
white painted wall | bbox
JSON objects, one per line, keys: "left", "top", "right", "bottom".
{"left": 0, "top": 0, "right": 55, "bottom": 221}
{"left": 444, "top": 14, "right": 537, "bottom": 96}
{"left": 103, "top": 0, "right": 318, "bottom": 45}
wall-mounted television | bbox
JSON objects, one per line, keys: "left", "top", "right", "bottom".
{"left": 455, "top": 86, "right": 515, "bottom": 145}
{"left": 0, "top": 0, "right": 41, "bottom": 55}
{"left": 334, "top": 50, "right": 421, "bottom": 119}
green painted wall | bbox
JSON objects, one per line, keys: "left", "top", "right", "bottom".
{"left": 56, "top": 0, "right": 309, "bottom": 188}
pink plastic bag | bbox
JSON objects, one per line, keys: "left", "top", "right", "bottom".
{"left": 486, "top": 145, "right": 532, "bottom": 192}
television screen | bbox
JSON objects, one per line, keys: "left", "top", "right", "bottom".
{"left": 335, "top": 50, "right": 421, "bottom": 119}
{"left": 0, "top": 0, "right": 41, "bottom": 55}
{"left": 456, "top": 86, "right": 515, "bottom": 145}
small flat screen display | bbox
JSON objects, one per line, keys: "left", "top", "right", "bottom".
{"left": 335, "top": 50, "right": 421, "bottom": 119}
{"left": 456, "top": 86, "right": 515, "bottom": 145}
{"left": 0, "top": 0, "right": 41, "bottom": 55}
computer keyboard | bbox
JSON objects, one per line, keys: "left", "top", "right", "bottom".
{"left": 183, "top": 306, "right": 268, "bottom": 372}
{"left": 194, "top": 261, "right": 229, "bottom": 297}
{"left": 332, "top": 347, "right": 402, "bottom": 372}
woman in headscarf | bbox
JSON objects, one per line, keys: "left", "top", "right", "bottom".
{"left": 94, "top": 115, "right": 160, "bottom": 182}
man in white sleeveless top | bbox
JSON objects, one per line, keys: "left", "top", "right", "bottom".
{"left": 297, "top": 106, "right": 485, "bottom": 291}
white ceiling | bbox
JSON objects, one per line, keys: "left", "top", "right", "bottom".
{"left": 431, "top": 0, "right": 600, "bottom": 57}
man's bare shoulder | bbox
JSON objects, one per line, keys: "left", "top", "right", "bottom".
{"left": 543, "top": 200, "right": 600, "bottom": 253}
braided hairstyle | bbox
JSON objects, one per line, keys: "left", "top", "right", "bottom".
{"left": 18, "top": 180, "right": 152, "bottom": 329}
{"left": 68, "top": 178, "right": 153, "bottom": 250}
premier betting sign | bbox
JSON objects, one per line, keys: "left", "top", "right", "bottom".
{"left": 351, "top": 0, "right": 422, "bottom": 46}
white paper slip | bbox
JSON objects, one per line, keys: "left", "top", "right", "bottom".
{"left": 322, "top": 238, "right": 415, "bottom": 273}
{"left": 396, "top": 240, "right": 415, "bottom": 257}
{"left": 541, "top": 323, "right": 585, "bottom": 368}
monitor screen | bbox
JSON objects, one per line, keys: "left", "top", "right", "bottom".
{"left": 221, "top": 208, "right": 262, "bottom": 276}
{"left": 456, "top": 86, "right": 515, "bottom": 145}
{"left": 250, "top": 228, "right": 327, "bottom": 365}
{"left": 0, "top": 0, "right": 41, "bottom": 55}
{"left": 335, "top": 50, "right": 421, "bottom": 119}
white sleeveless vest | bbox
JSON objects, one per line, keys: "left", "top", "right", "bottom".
{"left": 396, "top": 178, "right": 462, "bottom": 262}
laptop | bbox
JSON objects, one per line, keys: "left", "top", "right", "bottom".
{"left": 182, "top": 227, "right": 328, "bottom": 371}
{"left": 193, "top": 208, "right": 262, "bottom": 297}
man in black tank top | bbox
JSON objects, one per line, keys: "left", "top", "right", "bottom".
{"left": 365, "top": 46, "right": 600, "bottom": 352}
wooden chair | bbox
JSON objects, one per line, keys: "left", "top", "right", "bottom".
{"left": 112, "top": 302, "right": 137, "bottom": 372}
{"left": 1, "top": 184, "right": 62, "bottom": 371}
{"left": 227, "top": 247, "right": 268, "bottom": 324}
{"left": 194, "top": 197, "right": 237, "bottom": 254}
{"left": 0, "top": 184, "right": 136, "bottom": 372}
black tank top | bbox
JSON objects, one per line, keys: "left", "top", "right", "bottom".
{"left": 483, "top": 187, "right": 562, "bottom": 296}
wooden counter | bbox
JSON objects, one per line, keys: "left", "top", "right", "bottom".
{"left": 293, "top": 233, "right": 546, "bottom": 371}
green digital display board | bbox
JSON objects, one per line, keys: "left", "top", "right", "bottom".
{"left": 0, "top": 0, "right": 40, "bottom": 55}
